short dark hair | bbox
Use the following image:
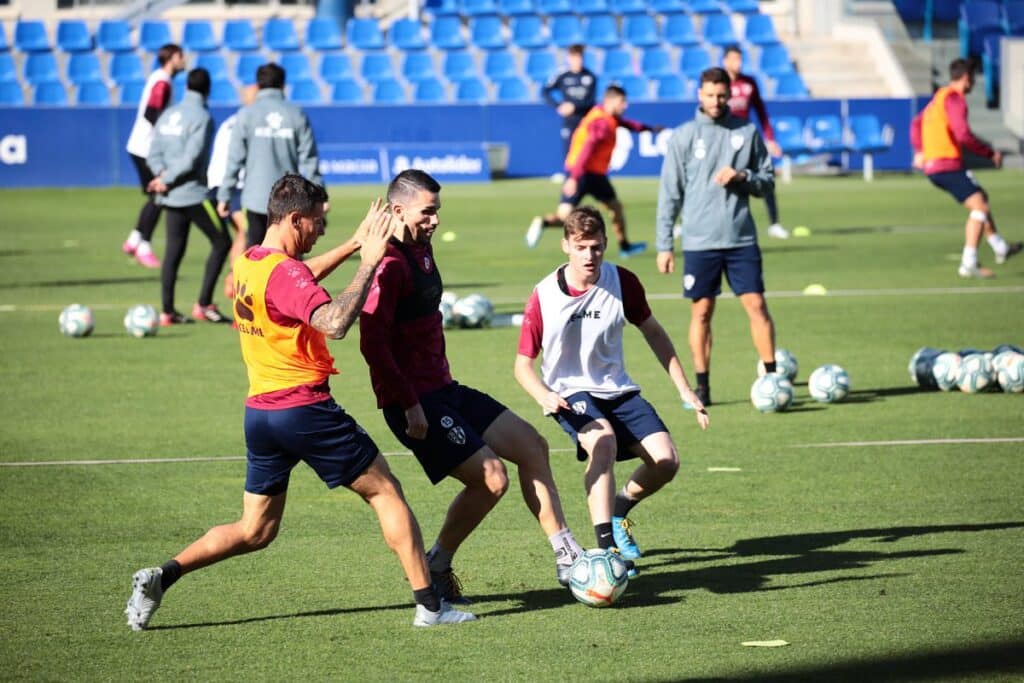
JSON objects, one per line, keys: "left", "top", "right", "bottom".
{"left": 186, "top": 68, "right": 211, "bottom": 97}
{"left": 257, "top": 62, "right": 286, "bottom": 90}
{"left": 387, "top": 169, "right": 442, "bottom": 204}
{"left": 267, "top": 174, "right": 328, "bottom": 226}
{"left": 604, "top": 84, "right": 626, "bottom": 100}
{"left": 723, "top": 44, "right": 743, "bottom": 57}
{"left": 564, "top": 206, "right": 606, "bottom": 240}
{"left": 568, "top": 44, "right": 585, "bottom": 56}
{"left": 156, "top": 43, "right": 182, "bottom": 67}
{"left": 949, "top": 57, "right": 977, "bottom": 81}
{"left": 700, "top": 66, "right": 731, "bottom": 86}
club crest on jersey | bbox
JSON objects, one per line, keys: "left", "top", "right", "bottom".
{"left": 447, "top": 426, "right": 466, "bottom": 445}
{"left": 440, "top": 415, "right": 454, "bottom": 428}
{"left": 423, "top": 256, "right": 431, "bottom": 270}
{"left": 694, "top": 138, "right": 706, "bottom": 160}
{"left": 571, "top": 401, "right": 588, "bottom": 415}
{"left": 731, "top": 133, "right": 745, "bottom": 150}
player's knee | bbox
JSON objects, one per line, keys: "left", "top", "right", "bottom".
{"left": 241, "top": 521, "right": 278, "bottom": 551}
{"left": 969, "top": 208, "right": 989, "bottom": 224}
{"left": 653, "top": 452, "right": 679, "bottom": 481}
{"left": 482, "top": 458, "right": 510, "bottom": 499}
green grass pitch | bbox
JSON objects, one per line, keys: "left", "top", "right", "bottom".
{"left": 1, "top": 172, "right": 1022, "bottom": 681}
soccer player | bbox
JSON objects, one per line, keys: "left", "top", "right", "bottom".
{"left": 125, "top": 175, "right": 475, "bottom": 630}
{"left": 526, "top": 85, "right": 663, "bottom": 257}
{"left": 910, "top": 58, "right": 1022, "bottom": 278}
{"left": 514, "top": 206, "right": 709, "bottom": 564}
{"left": 722, "top": 44, "right": 789, "bottom": 240}
{"left": 122, "top": 43, "right": 185, "bottom": 268}
{"left": 542, "top": 43, "right": 598, "bottom": 180}
{"left": 655, "top": 67, "right": 778, "bottom": 407}
{"left": 145, "top": 68, "right": 232, "bottom": 326}
{"left": 360, "top": 169, "right": 585, "bottom": 601}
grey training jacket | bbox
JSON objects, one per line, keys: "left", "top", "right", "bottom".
{"left": 146, "top": 90, "right": 214, "bottom": 209}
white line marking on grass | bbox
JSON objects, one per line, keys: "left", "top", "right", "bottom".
{"left": 796, "top": 437, "right": 1024, "bottom": 448}
{"left": 707, "top": 467, "right": 742, "bottom": 472}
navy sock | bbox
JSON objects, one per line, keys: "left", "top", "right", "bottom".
{"left": 413, "top": 586, "right": 441, "bottom": 613}
{"left": 764, "top": 361, "right": 777, "bottom": 374}
{"left": 595, "top": 522, "right": 615, "bottom": 549}
{"left": 160, "top": 560, "right": 181, "bottom": 591}
{"left": 613, "top": 493, "right": 638, "bottom": 519}
{"left": 696, "top": 371, "right": 709, "bottom": 389}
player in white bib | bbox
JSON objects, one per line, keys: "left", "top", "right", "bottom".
{"left": 515, "top": 206, "right": 709, "bottom": 567}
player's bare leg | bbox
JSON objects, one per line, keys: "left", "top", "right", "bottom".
{"left": 527, "top": 203, "right": 572, "bottom": 247}
{"left": 961, "top": 192, "right": 1019, "bottom": 275}
{"left": 614, "top": 432, "right": 680, "bottom": 559}
{"left": 739, "top": 292, "right": 775, "bottom": 366}
{"left": 174, "top": 491, "right": 287, "bottom": 573}
{"left": 577, "top": 419, "right": 617, "bottom": 533}
{"left": 604, "top": 198, "right": 646, "bottom": 255}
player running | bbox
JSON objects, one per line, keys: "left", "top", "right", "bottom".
{"left": 515, "top": 206, "right": 709, "bottom": 566}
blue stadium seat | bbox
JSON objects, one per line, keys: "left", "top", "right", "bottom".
{"left": 402, "top": 51, "right": 437, "bottom": 81}
{"left": 1005, "top": 4, "right": 1024, "bottom": 34}
{"left": 119, "top": 79, "right": 145, "bottom": 104}
{"left": 16, "top": 20, "right": 51, "bottom": 52}
{"left": 0, "top": 54, "right": 16, "bottom": 82}
{"left": 224, "top": 20, "right": 259, "bottom": 52}
{"left": 306, "top": 17, "right": 344, "bottom": 51}
{"left": 140, "top": 21, "right": 172, "bottom": 53}
{"left": 663, "top": 13, "right": 700, "bottom": 46}
{"left": 551, "top": 16, "right": 584, "bottom": 48}
{"left": 462, "top": 0, "right": 501, "bottom": 16}
{"left": 846, "top": 114, "right": 891, "bottom": 155}
{"left": 538, "top": 0, "right": 575, "bottom": 16}
{"left": 196, "top": 53, "right": 229, "bottom": 82}
{"left": 236, "top": 53, "right": 265, "bottom": 85}
{"left": 171, "top": 70, "right": 186, "bottom": 103}
{"left": 25, "top": 52, "right": 60, "bottom": 85}
{"left": 347, "top": 18, "right": 386, "bottom": 50}
{"left": 649, "top": 0, "right": 687, "bottom": 13}
{"left": 414, "top": 77, "right": 448, "bottom": 102}
{"left": 289, "top": 79, "right": 322, "bottom": 103}
{"left": 702, "top": 13, "right": 737, "bottom": 46}
{"left": 361, "top": 52, "right": 395, "bottom": 82}
{"left": 484, "top": 50, "right": 518, "bottom": 79}
{"left": 757, "top": 43, "right": 794, "bottom": 77}
{"left": 444, "top": 50, "right": 479, "bottom": 81}
{"left": 391, "top": 19, "right": 427, "bottom": 50}
{"left": 578, "top": 0, "right": 610, "bottom": 13}
{"left": 804, "top": 114, "right": 843, "bottom": 154}
{"left": 77, "top": 81, "right": 111, "bottom": 105}
{"left": 0, "top": 23, "right": 8, "bottom": 52}
{"left": 744, "top": 13, "right": 779, "bottom": 45}
{"left": 67, "top": 53, "right": 103, "bottom": 85}
{"left": 640, "top": 47, "right": 673, "bottom": 77}
{"left": 98, "top": 20, "right": 134, "bottom": 53}
{"left": 585, "top": 15, "right": 620, "bottom": 48}
{"left": 688, "top": 0, "right": 723, "bottom": 13}
{"left": 424, "top": 0, "right": 461, "bottom": 17}
{"left": 373, "top": 78, "right": 406, "bottom": 103}
{"left": 771, "top": 115, "right": 806, "bottom": 156}
{"left": 456, "top": 77, "right": 489, "bottom": 101}
{"left": 616, "top": 74, "right": 649, "bottom": 100}
{"left": 655, "top": 74, "right": 693, "bottom": 99}
{"left": 525, "top": 49, "right": 557, "bottom": 83}
{"left": 959, "top": 1, "right": 1004, "bottom": 57}
{"left": 264, "top": 18, "right": 301, "bottom": 52}
{"left": 496, "top": 76, "right": 530, "bottom": 101}
{"left": 209, "top": 79, "right": 239, "bottom": 105}
{"left": 331, "top": 78, "right": 364, "bottom": 103}
{"left": 0, "top": 81, "right": 25, "bottom": 105}
{"left": 774, "top": 71, "right": 809, "bottom": 97}
{"left": 603, "top": 48, "right": 636, "bottom": 78}
{"left": 34, "top": 81, "right": 68, "bottom": 105}
{"left": 610, "top": 0, "right": 648, "bottom": 15}
{"left": 183, "top": 20, "right": 219, "bottom": 52}
{"left": 320, "top": 52, "right": 356, "bottom": 82}
{"left": 499, "top": 0, "right": 536, "bottom": 16}
{"left": 680, "top": 46, "right": 712, "bottom": 79}
{"left": 110, "top": 53, "right": 144, "bottom": 84}
{"left": 57, "top": 20, "right": 93, "bottom": 53}
{"left": 512, "top": 16, "right": 549, "bottom": 48}
{"left": 280, "top": 52, "right": 313, "bottom": 82}
{"left": 723, "top": 0, "right": 760, "bottom": 13}
{"left": 472, "top": 16, "right": 507, "bottom": 49}
{"left": 624, "top": 15, "right": 660, "bottom": 47}
{"left": 431, "top": 16, "right": 467, "bottom": 50}
{"left": 892, "top": 0, "right": 924, "bottom": 23}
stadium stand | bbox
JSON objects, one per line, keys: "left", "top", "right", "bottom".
{"left": 223, "top": 19, "right": 259, "bottom": 52}
{"left": 982, "top": 31, "right": 1002, "bottom": 106}
{"left": 663, "top": 13, "right": 701, "bottom": 46}
{"left": 641, "top": 47, "right": 673, "bottom": 78}
{"left": 680, "top": 45, "right": 713, "bottom": 79}
{"left": 16, "top": 20, "right": 51, "bottom": 52}
{"left": 603, "top": 47, "right": 636, "bottom": 78}
{"left": 432, "top": 15, "right": 468, "bottom": 49}
{"left": 236, "top": 53, "right": 265, "bottom": 84}
{"left": 611, "top": 0, "right": 649, "bottom": 15}
{"left": 702, "top": 13, "right": 739, "bottom": 46}
{"left": 57, "top": 20, "right": 93, "bottom": 53}
{"left": 724, "top": 0, "right": 760, "bottom": 13}
{"left": 208, "top": 79, "right": 239, "bottom": 105}
{"left": 196, "top": 53, "right": 230, "bottom": 82}
{"left": 689, "top": 0, "right": 725, "bottom": 13}
{"left": 391, "top": 18, "right": 428, "bottom": 50}
{"left": 1006, "top": 3, "right": 1024, "bottom": 34}
{"left": 617, "top": 73, "right": 649, "bottom": 99}
{"left": 361, "top": 52, "right": 396, "bottom": 82}
{"left": 471, "top": 16, "right": 507, "bottom": 49}
{"left": 650, "top": 0, "right": 688, "bottom": 13}
{"left": 538, "top": 0, "right": 575, "bottom": 16}
{"left": 655, "top": 73, "right": 693, "bottom": 98}
{"left": 456, "top": 76, "right": 489, "bottom": 101}
{"left": 805, "top": 114, "right": 845, "bottom": 154}
{"left": 183, "top": 20, "right": 220, "bottom": 52}
{"left": 444, "top": 49, "right": 479, "bottom": 80}
{"left": 744, "top": 13, "right": 779, "bottom": 45}
{"left": 424, "top": 0, "right": 461, "bottom": 18}
{"left": 264, "top": 18, "right": 301, "bottom": 52}
{"left": 414, "top": 77, "right": 448, "bottom": 102}
{"left": 499, "top": 0, "right": 537, "bottom": 16}
{"left": 485, "top": 50, "right": 518, "bottom": 79}
{"left": 289, "top": 79, "right": 323, "bottom": 103}
{"left": 77, "top": 81, "right": 111, "bottom": 105}
{"left": 463, "top": 0, "right": 501, "bottom": 16}
{"left": 331, "top": 78, "right": 364, "bottom": 103}
{"left": 320, "top": 52, "right": 356, "bottom": 82}
{"left": 280, "top": 52, "right": 314, "bottom": 82}
{"left": 402, "top": 51, "right": 438, "bottom": 81}
{"left": 67, "top": 53, "right": 103, "bottom": 85}
{"left": 0, "top": 81, "right": 24, "bottom": 105}
{"left": 0, "top": 54, "right": 16, "bottom": 83}
{"left": 624, "top": 14, "right": 661, "bottom": 47}
{"left": 846, "top": 113, "right": 893, "bottom": 181}
{"left": 551, "top": 15, "right": 585, "bottom": 47}
{"left": 119, "top": 79, "right": 145, "bottom": 105}
{"left": 774, "top": 72, "right": 810, "bottom": 97}
{"left": 0, "top": 22, "right": 9, "bottom": 52}
{"left": 959, "top": 0, "right": 1004, "bottom": 57}
{"left": 525, "top": 49, "right": 557, "bottom": 83}
{"left": 496, "top": 75, "right": 531, "bottom": 101}
{"left": 348, "top": 17, "right": 386, "bottom": 50}
{"left": 34, "top": 81, "right": 68, "bottom": 105}
{"left": 578, "top": 0, "right": 610, "bottom": 14}
{"left": 373, "top": 78, "right": 407, "bottom": 103}
{"left": 24, "top": 52, "right": 60, "bottom": 86}
{"left": 757, "top": 43, "right": 796, "bottom": 77}
{"left": 512, "top": 16, "right": 549, "bottom": 48}
{"left": 98, "top": 20, "right": 135, "bottom": 53}
{"left": 139, "top": 20, "right": 172, "bottom": 53}
{"left": 306, "top": 17, "right": 344, "bottom": 50}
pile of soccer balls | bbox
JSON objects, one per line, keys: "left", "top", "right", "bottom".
{"left": 909, "top": 345, "right": 1024, "bottom": 394}
{"left": 58, "top": 303, "right": 160, "bottom": 339}
{"left": 750, "top": 348, "right": 851, "bottom": 412}
{"left": 439, "top": 291, "right": 495, "bottom": 329}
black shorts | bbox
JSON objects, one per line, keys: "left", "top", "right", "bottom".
{"left": 130, "top": 154, "right": 156, "bottom": 193}
{"left": 383, "top": 382, "right": 507, "bottom": 484}
{"left": 682, "top": 244, "right": 765, "bottom": 300}
{"left": 927, "top": 170, "right": 986, "bottom": 203}
{"left": 554, "top": 390, "right": 668, "bottom": 462}
{"left": 560, "top": 172, "right": 617, "bottom": 205}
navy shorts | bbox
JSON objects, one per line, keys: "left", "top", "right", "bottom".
{"left": 383, "top": 382, "right": 507, "bottom": 484}
{"left": 554, "top": 390, "right": 668, "bottom": 462}
{"left": 560, "top": 173, "right": 617, "bottom": 205}
{"left": 208, "top": 187, "right": 242, "bottom": 213}
{"left": 682, "top": 243, "right": 765, "bottom": 300}
{"left": 927, "top": 170, "right": 985, "bottom": 203}
{"left": 244, "top": 399, "right": 379, "bottom": 496}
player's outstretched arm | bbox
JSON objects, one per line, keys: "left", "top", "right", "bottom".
{"left": 514, "top": 354, "right": 569, "bottom": 416}
{"left": 639, "top": 315, "right": 709, "bottom": 429}
{"left": 306, "top": 198, "right": 388, "bottom": 282}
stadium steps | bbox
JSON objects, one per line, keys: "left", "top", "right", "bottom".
{"left": 783, "top": 39, "right": 891, "bottom": 98}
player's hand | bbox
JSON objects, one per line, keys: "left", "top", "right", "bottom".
{"left": 562, "top": 177, "right": 577, "bottom": 198}
{"left": 556, "top": 102, "right": 575, "bottom": 117}
{"left": 912, "top": 152, "right": 925, "bottom": 170}
{"left": 405, "top": 403, "right": 428, "bottom": 440}
{"left": 714, "top": 167, "right": 744, "bottom": 185}
{"left": 217, "top": 201, "right": 231, "bottom": 218}
{"left": 682, "top": 389, "right": 710, "bottom": 430}
{"left": 353, "top": 197, "right": 386, "bottom": 248}
{"left": 540, "top": 390, "right": 570, "bottom": 416}
{"left": 147, "top": 177, "right": 167, "bottom": 193}
{"left": 766, "top": 140, "right": 782, "bottom": 158}
{"left": 992, "top": 150, "right": 1003, "bottom": 169}
{"left": 358, "top": 200, "right": 394, "bottom": 266}
{"left": 656, "top": 251, "right": 674, "bottom": 274}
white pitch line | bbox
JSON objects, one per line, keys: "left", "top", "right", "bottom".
{"left": 796, "top": 437, "right": 1024, "bottom": 448}
{"left": 707, "top": 467, "right": 742, "bottom": 472}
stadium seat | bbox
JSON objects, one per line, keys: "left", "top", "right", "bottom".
{"left": 119, "top": 79, "right": 145, "bottom": 104}
{"left": 67, "top": 53, "right": 103, "bottom": 85}
{"left": 663, "top": 13, "right": 700, "bottom": 47}
{"left": 649, "top": 0, "right": 687, "bottom": 13}
{"left": 196, "top": 53, "right": 229, "bottom": 82}
{"left": 624, "top": 15, "right": 660, "bottom": 47}
{"left": 280, "top": 52, "right": 313, "bottom": 82}
{"left": 15, "top": 20, "right": 51, "bottom": 52}
{"left": 680, "top": 46, "right": 712, "bottom": 79}
{"left": 702, "top": 13, "right": 738, "bottom": 46}
{"left": 616, "top": 74, "right": 649, "bottom": 100}
{"left": 264, "top": 18, "right": 301, "bottom": 52}
{"left": 1005, "top": 4, "right": 1024, "bottom": 35}
{"left": 610, "top": 0, "right": 648, "bottom": 15}
{"left": 512, "top": 16, "right": 549, "bottom": 48}
{"left": 456, "top": 76, "right": 489, "bottom": 101}
{"left": 538, "top": 0, "right": 575, "bottom": 17}
{"left": 0, "top": 22, "right": 8, "bottom": 52}
{"left": 171, "top": 70, "right": 186, "bottom": 103}
{"left": 306, "top": 17, "right": 344, "bottom": 51}
{"left": 551, "top": 16, "right": 585, "bottom": 48}
{"left": 603, "top": 48, "right": 636, "bottom": 78}
{"left": 688, "top": 0, "right": 723, "bottom": 13}
{"left": 424, "top": 0, "right": 461, "bottom": 17}
{"left": 525, "top": 49, "right": 557, "bottom": 83}
{"left": 361, "top": 52, "right": 396, "bottom": 82}
{"left": 496, "top": 76, "right": 531, "bottom": 101}
{"left": 499, "top": 0, "right": 536, "bottom": 16}
{"left": 289, "top": 79, "right": 322, "bottom": 103}
{"left": 463, "top": 0, "right": 501, "bottom": 16}
{"left": 34, "top": 81, "right": 68, "bottom": 105}
{"left": 771, "top": 115, "right": 807, "bottom": 173}
{"left": 471, "top": 16, "right": 507, "bottom": 49}
{"left": 236, "top": 53, "right": 265, "bottom": 85}
{"left": 585, "top": 15, "right": 620, "bottom": 48}
{"left": 183, "top": 20, "right": 219, "bottom": 52}
{"left": 77, "top": 81, "right": 111, "bottom": 105}
{"left": 402, "top": 51, "right": 438, "bottom": 81}
{"left": 320, "top": 52, "right": 355, "bottom": 82}
{"left": 373, "top": 78, "right": 406, "bottom": 103}
{"left": 804, "top": 114, "right": 843, "bottom": 154}
{"left": 57, "top": 20, "right": 93, "bottom": 53}
{"left": 846, "top": 113, "right": 892, "bottom": 181}
{"left": 744, "top": 13, "right": 779, "bottom": 45}
{"left": 391, "top": 18, "right": 428, "bottom": 50}
{"left": 892, "top": 0, "right": 924, "bottom": 23}
{"left": 414, "top": 77, "right": 448, "bottom": 102}
{"left": 655, "top": 74, "right": 694, "bottom": 99}
{"left": 757, "top": 43, "right": 794, "bottom": 77}
{"left": 774, "top": 71, "right": 809, "bottom": 97}
{"left": 723, "top": 0, "right": 759, "bottom": 13}
{"left": 640, "top": 47, "right": 673, "bottom": 78}
{"left": 959, "top": 1, "right": 1004, "bottom": 57}
{"left": 444, "top": 50, "right": 479, "bottom": 81}
{"left": 224, "top": 20, "right": 259, "bottom": 52}
{"left": 331, "top": 78, "right": 364, "bottom": 103}
{"left": 98, "top": 20, "right": 135, "bottom": 53}
{"left": 432, "top": 16, "right": 467, "bottom": 50}
{"left": 578, "top": 0, "right": 610, "bottom": 13}
{"left": 0, "top": 54, "right": 16, "bottom": 83}
{"left": 209, "top": 79, "right": 239, "bottom": 105}
{"left": 0, "top": 81, "right": 25, "bottom": 105}
{"left": 110, "top": 53, "right": 144, "bottom": 84}
{"left": 485, "top": 50, "right": 518, "bottom": 79}
{"left": 24, "top": 52, "right": 60, "bottom": 85}
{"left": 347, "top": 18, "right": 386, "bottom": 50}
{"left": 140, "top": 21, "right": 173, "bottom": 53}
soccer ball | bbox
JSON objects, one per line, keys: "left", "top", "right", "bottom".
{"left": 957, "top": 353, "right": 993, "bottom": 393}
{"left": 451, "top": 293, "right": 494, "bottom": 329}
{"left": 908, "top": 346, "right": 942, "bottom": 389}
{"left": 808, "top": 364, "right": 851, "bottom": 403}
{"left": 59, "top": 304, "right": 94, "bottom": 338}
{"left": 931, "top": 352, "right": 961, "bottom": 392}
{"left": 123, "top": 304, "right": 159, "bottom": 338}
{"left": 995, "top": 353, "right": 1024, "bottom": 393}
{"left": 569, "top": 549, "right": 629, "bottom": 607}
{"left": 439, "top": 291, "right": 458, "bottom": 329}
{"left": 757, "top": 348, "right": 798, "bottom": 382}
{"left": 750, "top": 373, "right": 794, "bottom": 412}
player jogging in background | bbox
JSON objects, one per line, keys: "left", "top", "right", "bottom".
{"left": 911, "top": 57, "right": 1022, "bottom": 278}
{"left": 515, "top": 206, "right": 709, "bottom": 567}
{"left": 360, "top": 169, "right": 585, "bottom": 602}
{"left": 122, "top": 43, "right": 186, "bottom": 268}
{"left": 722, "top": 44, "right": 788, "bottom": 240}
{"left": 542, "top": 43, "right": 597, "bottom": 182}
{"left": 526, "top": 85, "right": 663, "bottom": 257}
{"left": 124, "top": 175, "right": 475, "bottom": 630}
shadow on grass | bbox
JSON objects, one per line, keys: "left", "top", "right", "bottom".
{"left": 149, "top": 602, "right": 410, "bottom": 631}
{"left": 0, "top": 276, "right": 156, "bottom": 290}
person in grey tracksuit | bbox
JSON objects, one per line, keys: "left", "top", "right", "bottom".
{"left": 654, "top": 66, "right": 780, "bottom": 407}
{"left": 146, "top": 67, "right": 231, "bottom": 325}
{"left": 216, "top": 62, "right": 323, "bottom": 248}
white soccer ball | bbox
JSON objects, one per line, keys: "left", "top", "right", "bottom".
{"left": 757, "top": 348, "right": 798, "bottom": 382}
{"left": 59, "top": 304, "right": 94, "bottom": 338}
{"left": 957, "top": 353, "right": 993, "bottom": 393}
{"left": 123, "top": 304, "right": 159, "bottom": 338}
{"left": 750, "top": 373, "right": 794, "bottom": 412}
{"left": 995, "top": 353, "right": 1024, "bottom": 393}
{"left": 451, "top": 293, "right": 494, "bottom": 329}
{"left": 931, "top": 352, "right": 961, "bottom": 392}
{"left": 808, "top": 364, "right": 851, "bottom": 403}
{"left": 569, "top": 549, "right": 629, "bottom": 608}
{"left": 439, "top": 291, "right": 458, "bottom": 329}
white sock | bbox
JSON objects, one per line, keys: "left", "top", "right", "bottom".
{"left": 427, "top": 542, "right": 454, "bottom": 572}
{"left": 126, "top": 230, "right": 142, "bottom": 248}
{"left": 136, "top": 240, "right": 153, "bottom": 257}
{"left": 962, "top": 246, "right": 978, "bottom": 268}
{"left": 987, "top": 234, "right": 1008, "bottom": 257}
{"left": 549, "top": 528, "right": 584, "bottom": 565}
